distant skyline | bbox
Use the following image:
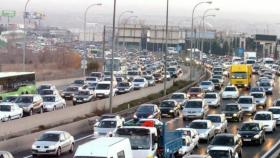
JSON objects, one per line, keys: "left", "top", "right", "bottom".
{"left": 1, "top": 0, "right": 280, "bottom": 34}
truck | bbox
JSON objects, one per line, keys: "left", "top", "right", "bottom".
{"left": 116, "top": 120, "right": 183, "bottom": 158}
{"left": 229, "top": 64, "right": 252, "bottom": 89}
{"left": 244, "top": 52, "right": 257, "bottom": 63}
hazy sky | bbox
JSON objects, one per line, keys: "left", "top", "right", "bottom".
{"left": 1, "top": 0, "right": 280, "bottom": 33}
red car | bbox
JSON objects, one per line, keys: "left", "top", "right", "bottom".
{"left": 187, "top": 87, "right": 204, "bottom": 99}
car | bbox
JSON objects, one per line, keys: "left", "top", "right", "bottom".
{"left": 221, "top": 86, "right": 239, "bottom": 99}
{"left": 132, "top": 77, "right": 148, "bottom": 90}
{"left": 92, "top": 114, "right": 124, "bottom": 128}
{"left": 15, "top": 95, "right": 44, "bottom": 116}
{"left": 187, "top": 87, "right": 204, "bottom": 99}
{"left": 208, "top": 133, "right": 242, "bottom": 158}
{"left": 182, "top": 99, "right": 208, "bottom": 120}
{"left": 238, "top": 122, "right": 265, "bottom": 145}
{"left": 72, "top": 79, "right": 86, "bottom": 87}
{"left": 94, "top": 81, "right": 116, "bottom": 98}
{"left": 143, "top": 75, "right": 156, "bottom": 86}
{"left": 93, "top": 118, "right": 123, "bottom": 137}
{"left": 268, "top": 107, "right": 280, "bottom": 125}
{"left": 32, "top": 131, "right": 74, "bottom": 157}
{"left": 61, "top": 86, "right": 80, "bottom": 100}
{"left": 127, "top": 71, "right": 141, "bottom": 81}
{"left": 1, "top": 96, "right": 18, "bottom": 103}
{"left": 204, "top": 93, "right": 221, "bottom": 108}
{"left": 273, "top": 99, "right": 280, "bottom": 106}
{"left": 85, "top": 76, "right": 99, "bottom": 85}
{"left": 259, "top": 81, "right": 273, "bottom": 95}
{"left": 169, "top": 92, "right": 187, "bottom": 109}
{"left": 177, "top": 136, "right": 196, "bottom": 157}
{"left": 237, "top": 96, "right": 256, "bottom": 114}
{"left": 253, "top": 111, "right": 276, "bottom": 132}
{"left": 167, "top": 66, "right": 180, "bottom": 78}
{"left": 176, "top": 128, "right": 199, "bottom": 148}
{"left": 0, "top": 102, "right": 23, "bottom": 122}
{"left": 37, "top": 84, "right": 56, "bottom": 94}
{"left": 73, "top": 90, "right": 95, "bottom": 105}
{"left": 116, "top": 82, "right": 134, "bottom": 94}
{"left": 116, "top": 76, "right": 125, "bottom": 84}
{"left": 199, "top": 81, "right": 215, "bottom": 92}
{"left": 0, "top": 151, "right": 14, "bottom": 158}
{"left": 209, "top": 78, "right": 222, "bottom": 90}
{"left": 133, "top": 104, "right": 161, "bottom": 120}
{"left": 208, "top": 146, "right": 238, "bottom": 158}
{"left": 87, "top": 82, "right": 97, "bottom": 90}
{"left": 39, "top": 89, "right": 59, "bottom": 96}
{"left": 159, "top": 100, "right": 180, "bottom": 118}
{"left": 90, "top": 72, "right": 103, "bottom": 80}
{"left": 222, "top": 103, "right": 243, "bottom": 122}
{"left": 212, "top": 75, "right": 224, "bottom": 85}
{"left": 153, "top": 73, "right": 164, "bottom": 83}
{"left": 189, "top": 120, "right": 215, "bottom": 143}
{"left": 249, "top": 87, "right": 265, "bottom": 94}
{"left": 185, "top": 155, "right": 211, "bottom": 158}
{"left": 103, "top": 77, "right": 118, "bottom": 88}
{"left": 250, "top": 92, "right": 267, "bottom": 108}
{"left": 206, "top": 114, "right": 228, "bottom": 134}
{"left": 42, "top": 95, "right": 66, "bottom": 112}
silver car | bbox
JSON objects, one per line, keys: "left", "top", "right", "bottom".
{"left": 0, "top": 151, "right": 14, "bottom": 158}
{"left": 32, "top": 131, "right": 74, "bottom": 157}
{"left": 189, "top": 120, "right": 215, "bottom": 143}
{"left": 250, "top": 92, "right": 267, "bottom": 108}
{"left": 204, "top": 93, "right": 221, "bottom": 108}
{"left": 199, "top": 81, "right": 215, "bottom": 92}
{"left": 206, "top": 114, "right": 228, "bottom": 134}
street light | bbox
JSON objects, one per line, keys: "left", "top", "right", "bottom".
{"left": 109, "top": 0, "right": 117, "bottom": 114}
{"left": 190, "top": 1, "right": 212, "bottom": 81}
{"left": 83, "top": 3, "right": 102, "bottom": 76}
{"left": 164, "top": 0, "right": 169, "bottom": 96}
{"left": 122, "top": 15, "right": 138, "bottom": 49}
{"left": 201, "top": 8, "right": 219, "bottom": 55}
{"left": 117, "top": 10, "right": 134, "bottom": 51}
{"left": 23, "top": 0, "right": 32, "bottom": 72}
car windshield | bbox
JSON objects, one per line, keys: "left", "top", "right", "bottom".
{"left": 167, "top": 68, "right": 176, "bottom": 71}
{"left": 137, "top": 106, "right": 154, "bottom": 113}
{"left": 275, "top": 101, "right": 280, "bottom": 106}
{"left": 171, "top": 94, "right": 184, "bottom": 99}
{"left": 78, "top": 91, "right": 90, "bottom": 95}
{"left": 65, "top": 87, "right": 78, "bottom": 92}
{"left": 41, "top": 90, "right": 53, "bottom": 95}
{"left": 238, "top": 98, "right": 252, "bottom": 104}
{"left": 189, "top": 88, "right": 201, "bottom": 93}
{"left": 104, "top": 78, "right": 111, "bottom": 81}
{"left": 134, "top": 79, "right": 144, "bottom": 82}
{"left": 38, "top": 85, "right": 50, "bottom": 90}
{"left": 251, "top": 87, "right": 263, "bottom": 92}
{"left": 185, "top": 101, "right": 202, "bottom": 108}
{"left": 128, "top": 71, "right": 138, "bottom": 75}
{"left": 15, "top": 96, "right": 33, "bottom": 103}
{"left": 251, "top": 93, "right": 264, "bottom": 98}
{"left": 144, "top": 76, "right": 153, "bottom": 80}
{"left": 86, "top": 77, "right": 96, "bottom": 81}
{"left": 205, "top": 94, "right": 217, "bottom": 99}
{"left": 254, "top": 114, "right": 271, "bottom": 120}
{"left": 91, "top": 73, "right": 101, "bottom": 78}
{"left": 260, "top": 82, "right": 271, "bottom": 87}
{"left": 224, "top": 87, "right": 236, "bottom": 91}
{"left": 240, "top": 123, "right": 260, "bottom": 131}
{"left": 225, "top": 105, "right": 239, "bottom": 111}
{"left": 43, "top": 96, "right": 55, "bottom": 102}
{"left": 209, "top": 150, "right": 230, "bottom": 158}
{"left": 160, "top": 101, "right": 175, "bottom": 107}
{"left": 211, "top": 79, "right": 219, "bottom": 83}
{"left": 119, "top": 83, "right": 129, "bottom": 87}
{"left": 116, "top": 134, "right": 150, "bottom": 150}
{"left": 211, "top": 136, "right": 234, "bottom": 146}
{"left": 99, "top": 120, "right": 117, "bottom": 128}
{"left": 74, "top": 80, "right": 84, "bottom": 84}
{"left": 207, "top": 116, "right": 221, "bottom": 123}
{"left": 2, "top": 96, "right": 17, "bottom": 102}
{"left": 190, "top": 122, "right": 207, "bottom": 129}
{"left": 96, "top": 84, "right": 110, "bottom": 90}
{"left": 231, "top": 72, "right": 247, "bottom": 79}
{"left": 213, "top": 75, "right": 222, "bottom": 79}
{"left": 38, "top": 133, "right": 60, "bottom": 142}
{"left": 201, "top": 82, "right": 211, "bottom": 85}
{"left": 0, "top": 105, "right": 11, "bottom": 112}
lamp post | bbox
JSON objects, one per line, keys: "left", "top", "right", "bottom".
{"left": 83, "top": 3, "right": 102, "bottom": 76}
{"left": 23, "top": 0, "right": 32, "bottom": 72}
{"left": 201, "top": 8, "right": 219, "bottom": 55}
{"left": 190, "top": 1, "right": 212, "bottom": 81}
{"left": 122, "top": 16, "right": 138, "bottom": 49}
{"left": 164, "top": 0, "right": 169, "bottom": 96}
{"left": 117, "top": 10, "right": 133, "bottom": 51}
{"left": 109, "top": 0, "right": 117, "bottom": 114}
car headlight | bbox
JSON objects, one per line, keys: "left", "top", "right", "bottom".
{"left": 71, "top": 94, "right": 75, "bottom": 96}
{"left": 94, "top": 131, "right": 99, "bottom": 136}
{"left": 233, "top": 113, "right": 238, "bottom": 117}
{"left": 32, "top": 144, "right": 37, "bottom": 149}
{"left": 269, "top": 87, "right": 273, "bottom": 90}
{"left": 48, "top": 145, "right": 56, "bottom": 149}
{"left": 61, "top": 93, "right": 65, "bottom": 96}
{"left": 187, "top": 94, "right": 190, "bottom": 97}
{"left": 73, "top": 98, "right": 76, "bottom": 101}
{"left": 254, "top": 134, "right": 260, "bottom": 139}
{"left": 146, "top": 154, "right": 154, "bottom": 158}
{"left": 170, "top": 110, "right": 174, "bottom": 112}
{"left": 133, "top": 114, "right": 137, "bottom": 119}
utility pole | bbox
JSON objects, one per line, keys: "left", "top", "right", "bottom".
{"left": 164, "top": 0, "right": 169, "bottom": 96}
{"left": 102, "top": 25, "right": 106, "bottom": 72}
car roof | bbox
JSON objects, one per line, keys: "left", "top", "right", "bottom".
{"left": 140, "top": 104, "right": 156, "bottom": 107}
{"left": 207, "top": 114, "right": 224, "bottom": 117}
{"left": 171, "top": 92, "right": 186, "bottom": 95}
{"left": 239, "top": 96, "right": 253, "bottom": 98}
{"left": 255, "top": 111, "right": 272, "bottom": 114}
{"left": 268, "top": 107, "right": 280, "bottom": 109}
{"left": 209, "top": 146, "right": 232, "bottom": 151}
{"left": 44, "top": 131, "right": 65, "bottom": 134}
{"left": 192, "top": 119, "right": 209, "bottom": 123}
{"left": 0, "top": 102, "right": 16, "bottom": 106}
{"left": 188, "top": 99, "right": 203, "bottom": 101}
{"left": 215, "top": 133, "right": 234, "bottom": 137}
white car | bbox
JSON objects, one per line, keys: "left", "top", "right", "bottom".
{"left": 94, "top": 81, "right": 116, "bottom": 98}
{"left": 182, "top": 99, "right": 208, "bottom": 120}
{"left": 42, "top": 95, "right": 66, "bottom": 112}
{"left": 85, "top": 76, "right": 99, "bottom": 85}
{"left": 176, "top": 128, "right": 199, "bottom": 148}
{"left": 237, "top": 96, "right": 257, "bottom": 114}
{"left": 204, "top": 93, "right": 221, "bottom": 107}
{"left": 32, "top": 131, "right": 74, "bottom": 157}
{"left": 132, "top": 77, "right": 148, "bottom": 90}
{"left": 208, "top": 146, "right": 238, "bottom": 158}
{"left": 189, "top": 120, "right": 215, "bottom": 143}
{"left": 94, "top": 118, "right": 123, "bottom": 138}
{"left": 250, "top": 92, "right": 267, "bottom": 108}
{"left": 0, "top": 102, "right": 23, "bottom": 122}
{"left": 268, "top": 107, "right": 280, "bottom": 125}
{"left": 178, "top": 136, "right": 196, "bottom": 156}
{"left": 170, "top": 92, "right": 187, "bottom": 108}
{"left": 221, "top": 86, "right": 239, "bottom": 99}
{"left": 199, "top": 81, "right": 215, "bottom": 92}
{"left": 253, "top": 111, "right": 276, "bottom": 132}
{"left": 206, "top": 114, "right": 228, "bottom": 134}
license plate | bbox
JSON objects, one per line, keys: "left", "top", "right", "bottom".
{"left": 226, "top": 116, "right": 232, "bottom": 119}
{"left": 77, "top": 100, "right": 82, "bottom": 102}
{"left": 243, "top": 139, "right": 251, "bottom": 141}
{"left": 38, "top": 149, "right": 46, "bottom": 152}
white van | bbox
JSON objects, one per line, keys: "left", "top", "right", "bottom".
{"left": 74, "top": 137, "right": 133, "bottom": 158}
{"left": 94, "top": 81, "right": 116, "bottom": 98}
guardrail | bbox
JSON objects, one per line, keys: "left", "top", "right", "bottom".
{"left": 261, "top": 139, "right": 280, "bottom": 158}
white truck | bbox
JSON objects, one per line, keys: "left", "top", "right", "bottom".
{"left": 244, "top": 52, "right": 257, "bottom": 64}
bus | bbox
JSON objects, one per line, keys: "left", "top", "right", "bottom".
{"left": 104, "top": 57, "right": 127, "bottom": 76}
{"left": 0, "top": 72, "right": 36, "bottom": 100}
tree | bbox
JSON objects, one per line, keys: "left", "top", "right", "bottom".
{"left": 87, "top": 60, "right": 100, "bottom": 73}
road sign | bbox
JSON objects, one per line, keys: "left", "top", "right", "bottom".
{"left": 81, "top": 64, "right": 87, "bottom": 69}
{"left": 81, "top": 60, "right": 88, "bottom": 65}
{"left": 1, "top": 10, "right": 16, "bottom": 17}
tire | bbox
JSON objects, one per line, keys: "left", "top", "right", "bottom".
{"left": 206, "top": 135, "right": 210, "bottom": 144}
{"left": 39, "top": 107, "right": 43, "bottom": 114}
{"left": 56, "top": 147, "right": 61, "bottom": 157}
{"left": 53, "top": 106, "right": 56, "bottom": 111}
{"left": 258, "top": 138, "right": 262, "bottom": 145}
{"left": 69, "top": 143, "right": 74, "bottom": 153}
{"left": 238, "top": 150, "right": 242, "bottom": 158}
{"left": 29, "top": 109, "right": 33, "bottom": 116}
{"left": 32, "top": 154, "right": 37, "bottom": 157}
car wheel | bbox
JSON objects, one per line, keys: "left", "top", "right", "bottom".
{"left": 69, "top": 143, "right": 74, "bottom": 153}
{"left": 39, "top": 107, "right": 43, "bottom": 114}
{"left": 224, "top": 128, "right": 228, "bottom": 133}
{"left": 32, "top": 154, "right": 37, "bottom": 157}
{"left": 258, "top": 138, "right": 262, "bottom": 145}
{"left": 206, "top": 135, "right": 210, "bottom": 143}
{"left": 29, "top": 109, "right": 33, "bottom": 116}
{"left": 238, "top": 150, "right": 243, "bottom": 158}
{"left": 53, "top": 106, "right": 56, "bottom": 111}
{"left": 56, "top": 147, "right": 61, "bottom": 157}
{"left": 19, "top": 113, "right": 23, "bottom": 118}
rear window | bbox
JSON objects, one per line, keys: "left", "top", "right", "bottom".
{"left": 184, "top": 101, "right": 202, "bottom": 108}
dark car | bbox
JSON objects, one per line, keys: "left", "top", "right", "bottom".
{"left": 153, "top": 73, "right": 164, "bottom": 83}
{"left": 223, "top": 103, "right": 243, "bottom": 122}
{"left": 208, "top": 133, "right": 243, "bottom": 158}
{"left": 238, "top": 122, "right": 265, "bottom": 145}
{"left": 1, "top": 96, "right": 18, "bottom": 103}
{"left": 73, "top": 90, "right": 94, "bottom": 105}
{"left": 187, "top": 87, "right": 204, "bottom": 99}
{"left": 116, "top": 82, "right": 133, "bottom": 94}
{"left": 210, "top": 78, "right": 222, "bottom": 90}
{"left": 61, "top": 86, "right": 79, "bottom": 100}
{"left": 159, "top": 100, "right": 180, "bottom": 118}
{"left": 133, "top": 104, "right": 161, "bottom": 120}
